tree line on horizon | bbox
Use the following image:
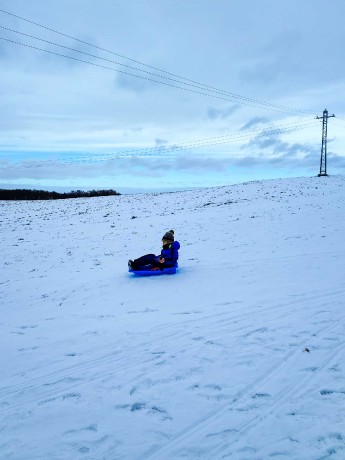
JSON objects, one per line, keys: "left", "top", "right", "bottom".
{"left": 0, "top": 189, "right": 121, "bottom": 200}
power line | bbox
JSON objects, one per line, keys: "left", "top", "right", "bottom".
{"left": 74, "top": 120, "right": 317, "bottom": 157}
{"left": 117, "top": 120, "right": 320, "bottom": 157}
{"left": 3, "top": 36, "right": 311, "bottom": 114}
{"left": 0, "top": 25, "right": 286, "bottom": 109}
{"left": 49, "top": 119, "right": 320, "bottom": 164}
{"left": 0, "top": 8, "right": 315, "bottom": 115}
{"left": 0, "top": 36, "right": 242, "bottom": 103}
{"left": 4, "top": 119, "right": 319, "bottom": 170}
{"left": 0, "top": 8, "right": 207, "bottom": 81}
{"left": 0, "top": 25, "right": 315, "bottom": 114}
{"left": 0, "top": 8, "right": 312, "bottom": 112}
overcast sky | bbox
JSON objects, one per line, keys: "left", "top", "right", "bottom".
{"left": 1, "top": 0, "right": 345, "bottom": 192}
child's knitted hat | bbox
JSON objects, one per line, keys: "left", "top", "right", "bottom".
{"left": 162, "top": 229, "right": 174, "bottom": 242}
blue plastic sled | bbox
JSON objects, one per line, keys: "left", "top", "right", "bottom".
{"left": 129, "top": 263, "right": 178, "bottom": 276}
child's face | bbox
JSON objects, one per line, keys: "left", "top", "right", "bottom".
{"left": 162, "top": 239, "right": 170, "bottom": 245}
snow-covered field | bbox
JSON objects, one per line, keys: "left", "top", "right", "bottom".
{"left": 1, "top": 176, "right": 345, "bottom": 460}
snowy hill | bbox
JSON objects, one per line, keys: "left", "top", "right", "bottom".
{"left": 1, "top": 176, "right": 345, "bottom": 460}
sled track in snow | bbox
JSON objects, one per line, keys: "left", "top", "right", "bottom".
{"left": 0, "top": 289, "right": 343, "bottom": 418}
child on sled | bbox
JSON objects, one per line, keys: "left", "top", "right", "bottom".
{"left": 128, "top": 230, "right": 180, "bottom": 271}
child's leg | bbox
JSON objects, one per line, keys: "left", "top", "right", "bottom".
{"left": 132, "top": 254, "right": 158, "bottom": 270}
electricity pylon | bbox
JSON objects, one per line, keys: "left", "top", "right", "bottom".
{"left": 316, "top": 109, "right": 335, "bottom": 176}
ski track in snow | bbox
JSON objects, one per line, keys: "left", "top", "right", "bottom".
{"left": 1, "top": 289, "right": 342, "bottom": 416}
{"left": 144, "top": 314, "right": 345, "bottom": 459}
{"left": 0, "top": 288, "right": 343, "bottom": 406}
{"left": 1, "top": 176, "right": 345, "bottom": 459}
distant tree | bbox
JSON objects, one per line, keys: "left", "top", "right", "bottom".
{"left": 0, "top": 189, "right": 121, "bottom": 201}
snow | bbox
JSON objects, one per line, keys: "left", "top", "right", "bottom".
{"left": 1, "top": 176, "right": 345, "bottom": 460}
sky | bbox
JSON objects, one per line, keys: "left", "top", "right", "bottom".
{"left": 1, "top": 0, "right": 345, "bottom": 192}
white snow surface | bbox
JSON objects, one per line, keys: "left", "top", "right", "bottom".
{"left": 1, "top": 176, "right": 345, "bottom": 460}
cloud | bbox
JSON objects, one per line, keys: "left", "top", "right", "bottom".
{"left": 0, "top": 152, "right": 232, "bottom": 182}
{"left": 240, "top": 117, "right": 269, "bottom": 131}
{"left": 115, "top": 72, "right": 158, "bottom": 93}
{"left": 173, "top": 156, "right": 229, "bottom": 172}
{"left": 2, "top": 144, "right": 344, "bottom": 187}
{"left": 327, "top": 152, "right": 345, "bottom": 168}
{"left": 238, "top": 31, "right": 304, "bottom": 86}
{"left": 155, "top": 138, "right": 168, "bottom": 147}
{"left": 0, "top": 39, "right": 8, "bottom": 59}
{"left": 233, "top": 129, "right": 342, "bottom": 171}
{"left": 42, "top": 37, "right": 103, "bottom": 69}
{"left": 207, "top": 105, "right": 239, "bottom": 120}
{"left": 115, "top": 155, "right": 231, "bottom": 173}
{"left": 242, "top": 132, "right": 316, "bottom": 157}
{"left": 233, "top": 150, "right": 335, "bottom": 173}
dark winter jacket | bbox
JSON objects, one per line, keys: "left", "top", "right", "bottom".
{"left": 160, "top": 241, "right": 180, "bottom": 266}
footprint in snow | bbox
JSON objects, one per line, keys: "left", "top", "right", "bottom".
{"left": 65, "top": 424, "right": 98, "bottom": 435}
{"left": 205, "top": 384, "right": 222, "bottom": 391}
{"left": 62, "top": 392, "right": 81, "bottom": 400}
{"left": 251, "top": 393, "right": 271, "bottom": 399}
{"left": 131, "top": 402, "right": 146, "bottom": 411}
{"left": 320, "top": 389, "right": 345, "bottom": 396}
{"left": 18, "top": 346, "right": 39, "bottom": 352}
{"left": 39, "top": 392, "right": 81, "bottom": 405}
{"left": 318, "top": 432, "right": 344, "bottom": 443}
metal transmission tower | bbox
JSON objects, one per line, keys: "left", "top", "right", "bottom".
{"left": 316, "top": 109, "right": 335, "bottom": 176}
